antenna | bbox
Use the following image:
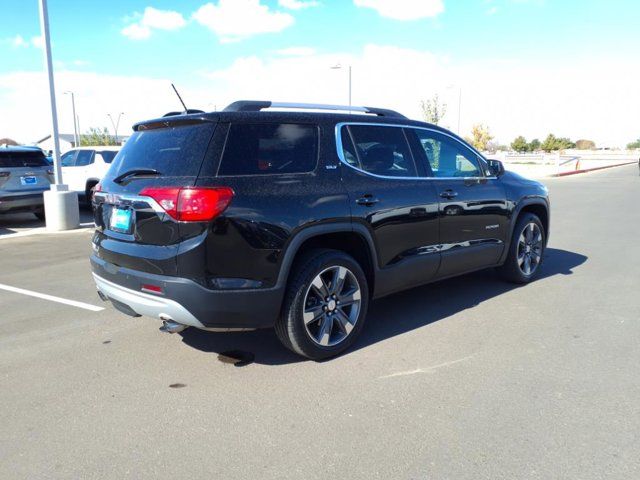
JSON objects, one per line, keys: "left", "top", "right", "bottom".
{"left": 171, "top": 83, "right": 188, "bottom": 114}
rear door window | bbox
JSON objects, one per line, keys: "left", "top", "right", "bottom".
{"left": 218, "top": 123, "right": 318, "bottom": 176}
{"left": 106, "top": 122, "right": 216, "bottom": 179}
{"left": 344, "top": 125, "right": 418, "bottom": 178}
{"left": 98, "top": 151, "right": 117, "bottom": 164}
{"left": 0, "top": 150, "right": 49, "bottom": 168}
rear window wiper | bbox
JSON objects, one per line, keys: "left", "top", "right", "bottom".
{"left": 112, "top": 168, "right": 162, "bottom": 184}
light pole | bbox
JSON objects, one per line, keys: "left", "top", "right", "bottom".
{"left": 38, "top": 0, "right": 79, "bottom": 231}
{"left": 64, "top": 91, "right": 79, "bottom": 146}
{"left": 330, "top": 64, "right": 352, "bottom": 112}
{"left": 107, "top": 112, "right": 124, "bottom": 144}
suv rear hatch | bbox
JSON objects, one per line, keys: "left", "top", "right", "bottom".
{"left": 93, "top": 117, "right": 219, "bottom": 276}
{"left": 0, "top": 149, "right": 52, "bottom": 195}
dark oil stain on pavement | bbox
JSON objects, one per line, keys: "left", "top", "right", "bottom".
{"left": 169, "top": 383, "right": 187, "bottom": 389}
{"left": 217, "top": 350, "right": 255, "bottom": 367}
{"left": 102, "top": 340, "right": 111, "bottom": 344}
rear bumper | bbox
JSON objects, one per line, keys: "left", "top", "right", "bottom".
{"left": 0, "top": 192, "right": 45, "bottom": 213}
{"left": 91, "top": 254, "right": 283, "bottom": 329}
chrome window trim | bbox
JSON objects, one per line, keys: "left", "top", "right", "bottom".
{"left": 335, "top": 122, "right": 497, "bottom": 181}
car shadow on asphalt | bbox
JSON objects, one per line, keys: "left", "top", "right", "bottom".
{"left": 178, "top": 247, "right": 587, "bottom": 366}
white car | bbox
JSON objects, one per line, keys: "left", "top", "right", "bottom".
{"left": 60, "top": 146, "right": 119, "bottom": 203}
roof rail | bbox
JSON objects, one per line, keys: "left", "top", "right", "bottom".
{"left": 223, "top": 101, "right": 406, "bottom": 119}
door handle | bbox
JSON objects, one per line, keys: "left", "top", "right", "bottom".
{"left": 356, "top": 195, "right": 380, "bottom": 207}
{"left": 440, "top": 190, "right": 458, "bottom": 199}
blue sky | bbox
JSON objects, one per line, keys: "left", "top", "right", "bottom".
{"left": 1, "top": 0, "right": 639, "bottom": 145}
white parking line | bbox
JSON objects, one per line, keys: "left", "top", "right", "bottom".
{"left": 0, "top": 283, "right": 104, "bottom": 312}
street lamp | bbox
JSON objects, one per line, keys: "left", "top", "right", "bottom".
{"left": 330, "top": 64, "right": 352, "bottom": 112}
{"left": 107, "top": 112, "right": 124, "bottom": 144}
{"left": 63, "top": 91, "right": 79, "bottom": 146}
{"left": 38, "top": 0, "right": 79, "bottom": 231}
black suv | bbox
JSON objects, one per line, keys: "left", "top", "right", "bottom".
{"left": 91, "top": 101, "right": 550, "bottom": 360}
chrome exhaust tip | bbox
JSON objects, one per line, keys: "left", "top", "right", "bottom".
{"left": 159, "top": 319, "right": 188, "bottom": 334}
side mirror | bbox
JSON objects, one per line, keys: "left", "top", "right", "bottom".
{"left": 486, "top": 159, "right": 505, "bottom": 177}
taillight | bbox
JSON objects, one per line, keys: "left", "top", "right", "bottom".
{"left": 94, "top": 182, "right": 102, "bottom": 192}
{"left": 139, "top": 186, "right": 234, "bottom": 222}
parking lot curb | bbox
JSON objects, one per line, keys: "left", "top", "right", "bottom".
{"left": 549, "top": 161, "right": 637, "bottom": 177}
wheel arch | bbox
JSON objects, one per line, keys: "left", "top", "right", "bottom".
{"left": 275, "top": 223, "right": 378, "bottom": 296}
{"left": 500, "top": 198, "right": 550, "bottom": 264}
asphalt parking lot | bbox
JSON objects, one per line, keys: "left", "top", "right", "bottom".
{"left": 1, "top": 164, "right": 638, "bottom": 480}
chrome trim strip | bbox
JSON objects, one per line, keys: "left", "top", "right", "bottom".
{"left": 94, "top": 191, "right": 166, "bottom": 214}
{"left": 334, "top": 122, "right": 497, "bottom": 181}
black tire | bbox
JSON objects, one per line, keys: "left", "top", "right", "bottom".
{"left": 275, "top": 249, "right": 369, "bottom": 361}
{"left": 34, "top": 209, "right": 45, "bottom": 221}
{"left": 498, "top": 213, "right": 546, "bottom": 284}
{"left": 86, "top": 183, "right": 98, "bottom": 207}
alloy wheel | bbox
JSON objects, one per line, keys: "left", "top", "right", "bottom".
{"left": 517, "top": 222, "right": 543, "bottom": 275}
{"left": 302, "top": 266, "right": 362, "bottom": 347}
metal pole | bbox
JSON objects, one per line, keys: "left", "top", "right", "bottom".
{"left": 38, "top": 0, "right": 63, "bottom": 186}
{"left": 69, "top": 92, "right": 78, "bottom": 146}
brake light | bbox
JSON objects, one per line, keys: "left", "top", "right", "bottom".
{"left": 139, "top": 186, "right": 234, "bottom": 222}
{"left": 95, "top": 182, "right": 102, "bottom": 192}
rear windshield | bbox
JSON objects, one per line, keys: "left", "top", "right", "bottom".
{"left": 218, "top": 123, "right": 318, "bottom": 176}
{"left": 0, "top": 150, "right": 49, "bottom": 168}
{"left": 106, "top": 122, "right": 215, "bottom": 179}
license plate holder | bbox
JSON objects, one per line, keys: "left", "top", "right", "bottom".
{"left": 20, "top": 176, "right": 37, "bottom": 186}
{"left": 110, "top": 207, "right": 133, "bottom": 233}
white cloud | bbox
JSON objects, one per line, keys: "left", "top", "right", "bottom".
{"left": 193, "top": 0, "right": 294, "bottom": 43}
{"left": 278, "top": 0, "right": 320, "bottom": 9}
{"left": 1, "top": 46, "right": 638, "bottom": 148}
{"left": 353, "top": 0, "right": 444, "bottom": 20}
{"left": 30, "top": 36, "right": 44, "bottom": 49}
{"left": 275, "top": 46, "right": 316, "bottom": 56}
{"left": 11, "top": 35, "right": 29, "bottom": 48}
{"left": 121, "top": 7, "right": 187, "bottom": 40}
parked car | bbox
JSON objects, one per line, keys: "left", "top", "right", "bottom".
{"left": 60, "top": 146, "right": 119, "bottom": 203}
{"left": 90, "top": 101, "right": 550, "bottom": 360}
{"left": 0, "top": 145, "right": 53, "bottom": 220}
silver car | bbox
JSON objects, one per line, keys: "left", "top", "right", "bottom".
{"left": 0, "top": 146, "right": 53, "bottom": 220}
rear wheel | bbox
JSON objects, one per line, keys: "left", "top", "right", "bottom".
{"left": 276, "top": 249, "right": 369, "bottom": 360}
{"left": 34, "top": 209, "right": 45, "bottom": 221}
{"left": 498, "top": 213, "right": 545, "bottom": 283}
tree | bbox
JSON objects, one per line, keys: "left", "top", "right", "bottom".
{"left": 469, "top": 124, "right": 493, "bottom": 151}
{"left": 420, "top": 94, "right": 447, "bottom": 125}
{"left": 0, "top": 138, "right": 19, "bottom": 146}
{"left": 627, "top": 138, "right": 640, "bottom": 149}
{"left": 575, "top": 139, "right": 596, "bottom": 150}
{"left": 541, "top": 134, "right": 575, "bottom": 152}
{"left": 80, "top": 127, "right": 117, "bottom": 146}
{"left": 529, "top": 138, "right": 541, "bottom": 152}
{"left": 511, "top": 135, "right": 529, "bottom": 153}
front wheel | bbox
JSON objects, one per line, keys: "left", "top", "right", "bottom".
{"left": 276, "top": 249, "right": 369, "bottom": 361}
{"left": 498, "top": 213, "right": 545, "bottom": 283}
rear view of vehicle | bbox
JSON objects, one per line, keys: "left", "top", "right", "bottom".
{"left": 0, "top": 146, "right": 53, "bottom": 219}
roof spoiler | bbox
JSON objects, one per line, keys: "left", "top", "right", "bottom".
{"left": 223, "top": 101, "right": 406, "bottom": 119}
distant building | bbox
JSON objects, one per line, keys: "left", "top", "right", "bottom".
{"left": 34, "top": 134, "right": 77, "bottom": 153}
